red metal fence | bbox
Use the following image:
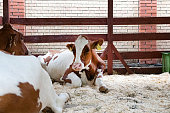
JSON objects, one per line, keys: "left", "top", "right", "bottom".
{"left": 2, "top": 0, "right": 170, "bottom": 74}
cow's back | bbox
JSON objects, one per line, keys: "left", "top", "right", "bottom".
{"left": 47, "top": 50, "right": 74, "bottom": 80}
{"left": 0, "top": 52, "right": 46, "bottom": 112}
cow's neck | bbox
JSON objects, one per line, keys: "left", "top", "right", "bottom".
{"left": 79, "top": 60, "right": 97, "bottom": 81}
{"left": 83, "top": 60, "right": 91, "bottom": 70}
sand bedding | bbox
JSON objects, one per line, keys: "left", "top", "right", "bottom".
{"left": 53, "top": 73, "right": 170, "bottom": 113}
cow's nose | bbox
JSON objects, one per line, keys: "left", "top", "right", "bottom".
{"left": 72, "top": 63, "right": 82, "bottom": 71}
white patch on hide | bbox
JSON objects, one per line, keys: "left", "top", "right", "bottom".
{"left": 0, "top": 52, "right": 42, "bottom": 97}
{"left": 0, "top": 51, "right": 69, "bottom": 112}
{"left": 95, "top": 69, "right": 106, "bottom": 87}
{"left": 66, "top": 72, "right": 82, "bottom": 87}
{"left": 47, "top": 50, "right": 74, "bottom": 81}
{"left": 80, "top": 71, "right": 94, "bottom": 86}
{"left": 84, "top": 60, "right": 91, "bottom": 70}
{"left": 74, "top": 35, "right": 88, "bottom": 68}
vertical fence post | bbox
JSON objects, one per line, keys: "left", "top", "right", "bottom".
{"left": 107, "top": 0, "right": 113, "bottom": 74}
{"left": 3, "top": 0, "right": 10, "bottom": 25}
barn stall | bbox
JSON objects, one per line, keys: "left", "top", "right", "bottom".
{"left": 1, "top": 0, "right": 170, "bottom": 112}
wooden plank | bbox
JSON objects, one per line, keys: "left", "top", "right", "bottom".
{"left": 10, "top": 18, "right": 107, "bottom": 25}
{"left": 113, "top": 17, "right": 170, "bottom": 25}
{"left": 112, "top": 67, "right": 162, "bottom": 74}
{"left": 107, "top": 0, "right": 113, "bottom": 75}
{"left": 113, "top": 33, "right": 170, "bottom": 41}
{"left": 24, "top": 34, "right": 107, "bottom": 43}
{"left": 3, "top": 0, "right": 10, "bottom": 25}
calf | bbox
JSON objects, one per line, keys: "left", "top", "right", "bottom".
{"left": 0, "top": 51, "right": 69, "bottom": 113}
{"left": 0, "top": 23, "right": 29, "bottom": 55}
{"left": 39, "top": 35, "right": 108, "bottom": 93}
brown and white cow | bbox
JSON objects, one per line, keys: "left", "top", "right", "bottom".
{"left": 38, "top": 35, "right": 108, "bottom": 93}
{"left": 0, "top": 23, "right": 29, "bottom": 55}
{"left": 0, "top": 51, "right": 70, "bottom": 113}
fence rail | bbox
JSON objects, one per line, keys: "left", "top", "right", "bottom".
{"left": 23, "top": 33, "right": 170, "bottom": 43}
{"left": 10, "top": 17, "right": 170, "bottom": 25}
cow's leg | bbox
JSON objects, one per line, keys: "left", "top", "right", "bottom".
{"left": 39, "top": 69, "right": 70, "bottom": 113}
{"left": 50, "top": 93, "right": 70, "bottom": 113}
{"left": 95, "top": 69, "right": 109, "bottom": 93}
{"left": 38, "top": 55, "right": 47, "bottom": 70}
{"left": 62, "top": 72, "right": 82, "bottom": 88}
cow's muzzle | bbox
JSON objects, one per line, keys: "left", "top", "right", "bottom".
{"left": 72, "top": 63, "right": 82, "bottom": 71}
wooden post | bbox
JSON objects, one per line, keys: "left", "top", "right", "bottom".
{"left": 3, "top": 0, "right": 10, "bottom": 25}
{"left": 107, "top": 0, "right": 113, "bottom": 74}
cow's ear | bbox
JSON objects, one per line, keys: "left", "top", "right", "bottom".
{"left": 91, "top": 38, "right": 104, "bottom": 50}
{"left": 66, "top": 44, "right": 75, "bottom": 51}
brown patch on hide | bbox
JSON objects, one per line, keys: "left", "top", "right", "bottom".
{"left": 0, "top": 82, "right": 42, "bottom": 113}
{"left": 44, "top": 56, "right": 52, "bottom": 66}
{"left": 0, "top": 23, "right": 29, "bottom": 55}
{"left": 53, "top": 56, "right": 58, "bottom": 61}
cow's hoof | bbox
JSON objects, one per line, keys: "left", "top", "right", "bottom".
{"left": 42, "top": 107, "right": 54, "bottom": 113}
{"left": 99, "top": 86, "right": 109, "bottom": 93}
{"left": 66, "top": 93, "right": 71, "bottom": 102}
{"left": 59, "top": 93, "right": 71, "bottom": 103}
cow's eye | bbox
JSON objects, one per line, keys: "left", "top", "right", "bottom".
{"left": 21, "top": 37, "right": 24, "bottom": 40}
{"left": 84, "top": 47, "right": 89, "bottom": 53}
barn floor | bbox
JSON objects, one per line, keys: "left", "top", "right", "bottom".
{"left": 53, "top": 73, "right": 170, "bottom": 113}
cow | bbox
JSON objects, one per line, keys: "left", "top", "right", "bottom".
{"left": 0, "top": 23, "right": 29, "bottom": 55}
{"left": 38, "top": 35, "right": 108, "bottom": 93}
{"left": 0, "top": 51, "right": 70, "bottom": 113}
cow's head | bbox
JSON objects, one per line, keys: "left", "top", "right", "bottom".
{"left": 0, "top": 24, "right": 29, "bottom": 55}
{"left": 66, "top": 35, "right": 104, "bottom": 71}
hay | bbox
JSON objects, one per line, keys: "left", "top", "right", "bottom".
{"left": 53, "top": 73, "right": 170, "bottom": 113}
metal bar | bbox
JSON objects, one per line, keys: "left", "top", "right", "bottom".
{"left": 112, "top": 33, "right": 170, "bottom": 41}
{"left": 112, "top": 67, "right": 162, "bottom": 74}
{"left": 112, "top": 17, "right": 170, "bottom": 25}
{"left": 100, "top": 46, "right": 108, "bottom": 60}
{"left": 24, "top": 34, "right": 107, "bottom": 43}
{"left": 112, "top": 51, "right": 169, "bottom": 60}
{"left": 10, "top": 18, "right": 107, "bottom": 25}
{"left": 107, "top": 0, "right": 113, "bottom": 75}
{"left": 3, "top": 0, "right": 10, "bottom": 25}
{"left": 0, "top": 16, "right": 3, "bottom": 25}
{"left": 10, "top": 17, "right": 170, "bottom": 25}
{"left": 111, "top": 44, "right": 133, "bottom": 74}
{"left": 33, "top": 51, "right": 169, "bottom": 60}
{"left": 23, "top": 33, "right": 170, "bottom": 43}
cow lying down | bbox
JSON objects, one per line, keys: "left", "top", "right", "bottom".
{"left": 0, "top": 51, "right": 69, "bottom": 113}
{"left": 0, "top": 23, "right": 29, "bottom": 55}
{"left": 38, "top": 35, "right": 108, "bottom": 93}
